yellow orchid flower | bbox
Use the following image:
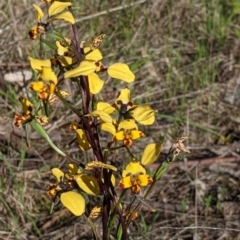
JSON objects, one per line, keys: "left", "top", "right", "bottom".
{"left": 64, "top": 60, "right": 104, "bottom": 94}
{"left": 29, "top": 2, "right": 75, "bottom": 40}
{"left": 51, "top": 38, "right": 73, "bottom": 67}
{"left": 81, "top": 34, "right": 105, "bottom": 60}
{"left": 14, "top": 97, "right": 49, "bottom": 127}
{"left": 65, "top": 34, "right": 135, "bottom": 90}
{"left": 97, "top": 88, "right": 156, "bottom": 125}
{"left": 113, "top": 88, "right": 156, "bottom": 125}
{"left": 101, "top": 119, "right": 144, "bottom": 147}
{"left": 48, "top": 168, "right": 85, "bottom": 216}
{"left": 119, "top": 161, "right": 153, "bottom": 194}
{"left": 66, "top": 163, "right": 100, "bottom": 196}
{"left": 28, "top": 57, "right": 58, "bottom": 100}
{"left": 13, "top": 97, "right": 33, "bottom": 127}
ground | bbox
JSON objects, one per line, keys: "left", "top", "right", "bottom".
{"left": 1, "top": 0, "right": 240, "bottom": 239}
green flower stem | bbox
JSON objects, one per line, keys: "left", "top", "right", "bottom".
{"left": 30, "top": 119, "right": 82, "bottom": 166}
{"left": 86, "top": 216, "right": 101, "bottom": 240}
{"left": 108, "top": 190, "right": 127, "bottom": 236}
{"left": 126, "top": 160, "right": 171, "bottom": 227}
{"left": 117, "top": 224, "right": 123, "bottom": 240}
{"left": 54, "top": 91, "right": 82, "bottom": 118}
{"left": 125, "top": 146, "right": 135, "bottom": 159}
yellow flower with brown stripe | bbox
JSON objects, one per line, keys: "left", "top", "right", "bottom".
{"left": 119, "top": 161, "right": 153, "bottom": 194}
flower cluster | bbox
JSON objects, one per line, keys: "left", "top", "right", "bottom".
{"left": 13, "top": 1, "right": 190, "bottom": 239}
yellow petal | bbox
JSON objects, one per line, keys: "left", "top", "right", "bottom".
{"left": 116, "top": 88, "right": 131, "bottom": 104}
{"left": 118, "top": 119, "right": 138, "bottom": 131}
{"left": 64, "top": 61, "right": 96, "bottom": 79}
{"left": 57, "top": 56, "right": 73, "bottom": 67}
{"left": 131, "top": 105, "right": 156, "bottom": 125}
{"left": 119, "top": 176, "right": 131, "bottom": 189}
{"left": 97, "top": 102, "right": 115, "bottom": 114}
{"left": 84, "top": 48, "right": 103, "bottom": 62}
{"left": 130, "top": 130, "right": 145, "bottom": 140}
{"left": 51, "top": 168, "right": 64, "bottom": 182}
{"left": 56, "top": 41, "right": 69, "bottom": 55}
{"left": 69, "top": 123, "right": 79, "bottom": 130}
{"left": 29, "top": 81, "right": 44, "bottom": 92}
{"left": 75, "top": 175, "right": 100, "bottom": 196}
{"left": 107, "top": 63, "right": 135, "bottom": 83}
{"left": 28, "top": 57, "right": 51, "bottom": 72}
{"left": 138, "top": 174, "right": 153, "bottom": 186}
{"left": 40, "top": 67, "right": 57, "bottom": 85}
{"left": 141, "top": 143, "right": 162, "bottom": 166}
{"left": 53, "top": 11, "right": 75, "bottom": 24}
{"left": 33, "top": 4, "right": 44, "bottom": 21}
{"left": 48, "top": 1, "right": 72, "bottom": 17}
{"left": 88, "top": 73, "right": 104, "bottom": 94}
{"left": 29, "top": 26, "right": 38, "bottom": 40}
{"left": 19, "top": 97, "right": 33, "bottom": 115}
{"left": 102, "top": 172, "right": 116, "bottom": 186}
{"left": 100, "top": 122, "right": 116, "bottom": 135}
{"left": 75, "top": 129, "right": 91, "bottom": 151}
{"left": 123, "top": 162, "right": 146, "bottom": 176}
{"left": 114, "top": 131, "right": 125, "bottom": 141}
{"left": 68, "top": 163, "right": 81, "bottom": 174}
{"left": 91, "top": 110, "right": 112, "bottom": 123}
{"left": 60, "top": 191, "right": 85, "bottom": 216}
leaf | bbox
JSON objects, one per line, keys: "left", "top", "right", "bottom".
{"left": 60, "top": 192, "right": 85, "bottom": 216}
{"left": 53, "top": 11, "right": 75, "bottom": 24}
{"left": 30, "top": 119, "right": 66, "bottom": 157}
{"left": 64, "top": 61, "right": 96, "bottom": 79}
{"left": 49, "top": 30, "right": 66, "bottom": 42}
{"left": 107, "top": 63, "right": 135, "bottom": 83}
{"left": 48, "top": 1, "right": 72, "bottom": 17}
{"left": 40, "top": 37, "right": 57, "bottom": 50}
{"left": 141, "top": 143, "right": 162, "bottom": 166}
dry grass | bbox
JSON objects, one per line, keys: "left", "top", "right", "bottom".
{"left": 1, "top": 0, "right": 240, "bottom": 239}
